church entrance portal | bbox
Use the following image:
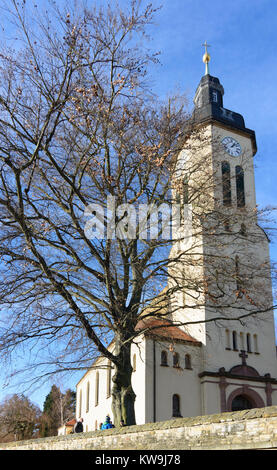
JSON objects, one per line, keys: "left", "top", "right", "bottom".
{"left": 226, "top": 386, "right": 265, "bottom": 412}
{"left": 231, "top": 394, "right": 253, "bottom": 411}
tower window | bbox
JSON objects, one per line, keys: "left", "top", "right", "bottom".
{"left": 212, "top": 91, "right": 218, "bottom": 102}
{"left": 172, "top": 394, "right": 182, "bottom": 417}
{"left": 222, "top": 161, "right": 231, "bottom": 206}
{"left": 183, "top": 176, "right": 189, "bottom": 204}
{"left": 224, "top": 219, "right": 231, "bottom": 232}
{"left": 236, "top": 166, "right": 245, "bottom": 207}
{"left": 240, "top": 223, "right": 247, "bottom": 236}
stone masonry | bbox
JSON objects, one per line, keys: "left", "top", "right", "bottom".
{"left": 1, "top": 406, "right": 277, "bottom": 450}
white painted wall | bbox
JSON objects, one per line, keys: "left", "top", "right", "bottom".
{"left": 75, "top": 338, "right": 147, "bottom": 430}
{"left": 149, "top": 339, "right": 203, "bottom": 421}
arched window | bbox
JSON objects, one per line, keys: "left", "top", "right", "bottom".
{"left": 172, "top": 394, "right": 182, "bottom": 417}
{"left": 247, "top": 333, "right": 252, "bottom": 353}
{"left": 225, "top": 329, "right": 231, "bottom": 349}
{"left": 106, "top": 361, "right": 112, "bottom": 398}
{"left": 239, "top": 332, "right": 244, "bottom": 350}
{"left": 78, "top": 389, "right": 82, "bottom": 418}
{"left": 133, "top": 354, "right": 136, "bottom": 372}
{"left": 95, "top": 371, "right": 99, "bottom": 407}
{"left": 222, "top": 161, "right": 231, "bottom": 206}
{"left": 185, "top": 354, "right": 192, "bottom": 369}
{"left": 236, "top": 166, "right": 245, "bottom": 207}
{"left": 232, "top": 331, "right": 238, "bottom": 350}
{"left": 86, "top": 381, "right": 90, "bottom": 413}
{"left": 173, "top": 352, "right": 180, "bottom": 368}
{"left": 161, "top": 350, "right": 168, "bottom": 366}
{"left": 253, "top": 334, "right": 259, "bottom": 353}
{"left": 212, "top": 91, "right": 218, "bottom": 102}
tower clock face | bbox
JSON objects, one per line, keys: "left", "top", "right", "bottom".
{"left": 221, "top": 136, "right": 242, "bottom": 157}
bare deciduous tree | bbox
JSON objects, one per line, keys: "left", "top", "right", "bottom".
{"left": 0, "top": 0, "right": 275, "bottom": 427}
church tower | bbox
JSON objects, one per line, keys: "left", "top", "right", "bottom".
{"left": 170, "top": 46, "right": 277, "bottom": 412}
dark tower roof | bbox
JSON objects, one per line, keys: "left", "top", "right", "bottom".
{"left": 190, "top": 73, "right": 257, "bottom": 154}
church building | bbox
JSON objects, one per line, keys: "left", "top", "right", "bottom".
{"left": 75, "top": 50, "right": 277, "bottom": 432}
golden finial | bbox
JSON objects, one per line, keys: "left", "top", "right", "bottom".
{"left": 202, "top": 41, "right": 211, "bottom": 75}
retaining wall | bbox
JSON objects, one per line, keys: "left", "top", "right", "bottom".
{"left": 1, "top": 406, "right": 277, "bottom": 450}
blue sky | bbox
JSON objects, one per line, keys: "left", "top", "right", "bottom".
{"left": 0, "top": 0, "right": 276, "bottom": 410}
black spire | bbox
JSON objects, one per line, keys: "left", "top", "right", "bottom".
{"left": 191, "top": 73, "right": 246, "bottom": 131}
{"left": 194, "top": 74, "right": 224, "bottom": 109}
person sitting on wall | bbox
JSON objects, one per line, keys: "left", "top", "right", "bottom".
{"left": 101, "top": 416, "right": 113, "bottom": 430}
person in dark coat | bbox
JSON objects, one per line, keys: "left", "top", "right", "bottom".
{"left": 74, "top": 418, "right": 84, "bottom": 433}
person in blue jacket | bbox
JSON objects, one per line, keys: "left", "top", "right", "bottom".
{"left": 101, "top": 415, "right": 113, "bottom": 430}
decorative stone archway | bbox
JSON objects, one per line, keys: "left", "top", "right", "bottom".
{"left": 226, "top": 386, "right": 265, "bottom": 412}
{"left": 199, "top": 350, "right": 277, "bottom": 412}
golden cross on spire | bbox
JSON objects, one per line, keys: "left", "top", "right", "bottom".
{"left": 202, "top": 41, "right": 211, "bottom": 75}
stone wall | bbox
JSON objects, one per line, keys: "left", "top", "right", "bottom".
{"left": 1, "top": 406, "right": 277, "bottom": 450}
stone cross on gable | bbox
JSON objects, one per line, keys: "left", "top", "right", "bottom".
{"left": 239, "top": 350, "right": 248, "bottom": 366}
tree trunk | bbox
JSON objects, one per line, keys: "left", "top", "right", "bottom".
{"left": 111, "top": 341, "right": 136, "bottom": 427}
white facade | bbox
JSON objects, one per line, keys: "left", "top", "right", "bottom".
{"left": 75, "top": 72, "right": 277, "bottom": 429}
{"left": 76, "top": 336, "right": 203, "bottom": 431}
